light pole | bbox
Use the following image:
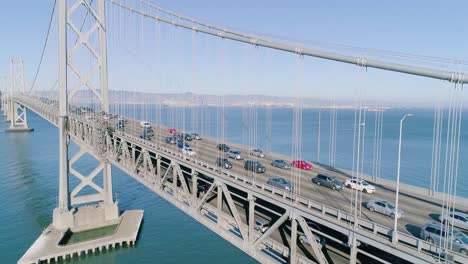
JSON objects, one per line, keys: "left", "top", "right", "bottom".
{"left": 393, "top": 113, "right": 413, "bottom": 243}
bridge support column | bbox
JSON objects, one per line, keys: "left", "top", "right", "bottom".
{"left": 349, "top": 232, "right": 358, "bottom": 264}
{"left": 191, "top": 170, "right": 198, "bottom": 202}
{"left": 248, "top": 194, "right": 256, "bottom": 244}
{"left": 5, "top": 102, "right": 33, "bottom": 132}
{"left": 289, "top": 214, "right": 298, "bottom": 264}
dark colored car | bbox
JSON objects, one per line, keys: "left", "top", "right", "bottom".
{"left": 217, "top": 143, "right": 230, "bottom": 152}
{"left": 165, "top": 136, "right": 176, "bottom": 144}
{"left": 271, "top": 159, "right": 291, "bottom": 169}
{"left": 140, "top": 132, "right": 152, "bottom": 140}
{"left": 143, "top": 127, "right": 154, "bottom": 137}
{"left": 215, "top": 157, "right": 232, "bottom": 169}
{"left": 244, "top": 160, "right": 266, "bottom": 173}
{"left": 184, "top": 133, "right": 193, "bottom": 141}
{"left": 177, "top": 142, "right": 190, "bottom": 149}
{"left": 116, "top": 120, "right": 125, "bottom": 130}
{"left": 312, "top": 174, "right": 343, "bottom": 190}
{"left": 267, "top": 177, "right": 292, "bottom": 191}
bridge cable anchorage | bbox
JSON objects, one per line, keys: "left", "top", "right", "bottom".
{"left": 111, "top": 0, "right": 468, "bottom": 84}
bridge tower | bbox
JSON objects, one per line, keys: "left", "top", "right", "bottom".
{"left": 5, "top": 59, "right": 33, "bottom": 132}
{"left": 53, "top": 0, "right": 118, "bottom": 230}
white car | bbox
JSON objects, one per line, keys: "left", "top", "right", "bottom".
{"left": 251, "top": 149, "right": 265, "bottom": 158}
{"left": 140, "top": 121, "right": 151, "bottom": 128}
{"left": 439, "top": 211, "right": 468, "bottom": 231}
{"left": 182, "top": 146, "right": 196, "bottom": 156}
{"left": 344, "top": 179, "right": 376, "bottom": 193}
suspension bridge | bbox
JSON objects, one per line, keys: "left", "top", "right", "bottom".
{"left": 1, "top": 1, "right": 467, "bottom": 263}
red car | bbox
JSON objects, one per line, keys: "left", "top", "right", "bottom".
{"left": 169, "top": 128, "right": 177, "bottom": 134}
{"left": 292, "top": 160, "right": 313, "bottom": 170}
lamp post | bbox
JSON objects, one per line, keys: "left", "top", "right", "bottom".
{"left": 393, "top": 113, "right": 413, "bottom": 243}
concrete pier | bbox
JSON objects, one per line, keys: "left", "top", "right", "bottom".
{"left": 18, "top": 210, "right": 143, "bottom": 264}
{"left": 5, "top": 126, "right": 34, "bottom": 132}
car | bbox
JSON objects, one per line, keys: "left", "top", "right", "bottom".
{"left": 271, "top": 159, "right": 291, "bottom": 169}
{"left": 142, "top": 127, "right": 154, "bottom": 137}
{"left": 284, "top": 221, "right": 326, "bottom": 248}
{"left": 183, "top": 133, "right": 193, "bottom": 141}
{"left": 197, "top": 181, "right": 211, "bottom": 196}
{"left": 165, "top": 136, "right": 176, "bottom": 144}
{"left": 267, "top": 177, "right": 292, "bottom": 191}
{"left": 116, "top": 120, "right": 125, "bottom": 130}
{"left": 298, "top": 234, "right": 327, "bottom": 248}
{"left": 366, "top": 200, "right": 404, "bottom": 219}
{"left": 182, "top": 146, "right": 196, "bottom": 156}
{"left": 140, "top": 132, "right": 151, "bottom": 140}
{"left": 344, "top": 178, "right": 376, "bottom": 193}
{"left": 420, "top": 222, "right": 468, "bottom": 256}
{"left": 216, "top": 143, "right": 230, "bottom": 152}
{"left": 215, "top": 157, "right": 232, "bottom": 169}
{"left": 439, "top": 211, "right": 468, "bottom": 231}
{"left": 169, "top": 128, "right": 177, "bottom": 134}
{"left": 292, "top": 160, "right": 313, "bottom": 170}
{"left": 177, "top": 142, "right": 190, "bottom": 149}
{"left": 191, "top": 133, "right": 201, "bottom": 140}
{"left": 140, "top": 121, "right": 151, "bottom": 128}
{"left": 312, "top": 174, "right": 343, "bottom": 190}
{"left": 244, "top": 160, "right": 266, "bottom": 173}
{"left": 175, "top": 134, "right": 184, "bottom": 143}
{"left": 251, "top": 149, "right": 265, "bottom": 158}
{"left": 254, "top": 218, "right": 270, "bottom": 233}
{"left": 228, "top": 150, "right": 244, "bottom": 160}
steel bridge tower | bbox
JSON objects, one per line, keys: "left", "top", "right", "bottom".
{"left": 4, "top": 59, "right": 33, "bottom": 132}
{"left": 53, "top": 0, "right": 118, "bottom": 229}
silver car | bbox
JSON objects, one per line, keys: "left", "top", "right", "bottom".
{"left": 439, "top": 211, "right": 468, "bottom": 231}
{"left": 251, "top": 149, "right": 265, "bottom": 158}
{"left": 228, "top": 150, "right": 243, "bottom": 160}
{"left": 420, "top": 222, "right": 468, "bottom": 256}
{"left": 366, "top": 200, "right": 404, "bottom": 219}
{"left": 254, "top": 218, "right": 270, "bottom": 233}
{"left": 271, "top": 159, "right": 291, "bottom": 169}
{"left": 267, "top": 177, "right": 292, "bottom": 191}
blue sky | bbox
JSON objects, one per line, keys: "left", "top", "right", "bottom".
{"left": 1, "top": 0, "right": 467, "bottom": 104}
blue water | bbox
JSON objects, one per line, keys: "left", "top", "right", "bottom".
{"left": 0, "top": 111, "right": 255, "bottom": 263}
{"left": 1, "top": 106, "right": 467, "bottom": 263}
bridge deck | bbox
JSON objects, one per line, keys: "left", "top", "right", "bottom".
{"left": 123, "top": 119, "right": 468, "bottom": 236}
{"left": 14, "top": 96, "right": 468, "bottom": 263}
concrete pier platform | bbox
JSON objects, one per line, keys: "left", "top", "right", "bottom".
{"left": 5, "top": 127, "right": 34, "bottom": 132}
{"left": 18, "top": 210, "right": 143, "bottom": 264}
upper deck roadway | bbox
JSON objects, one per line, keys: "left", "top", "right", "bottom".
{"left": 14, "top": 95, "right": 468, "bottom": 264}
